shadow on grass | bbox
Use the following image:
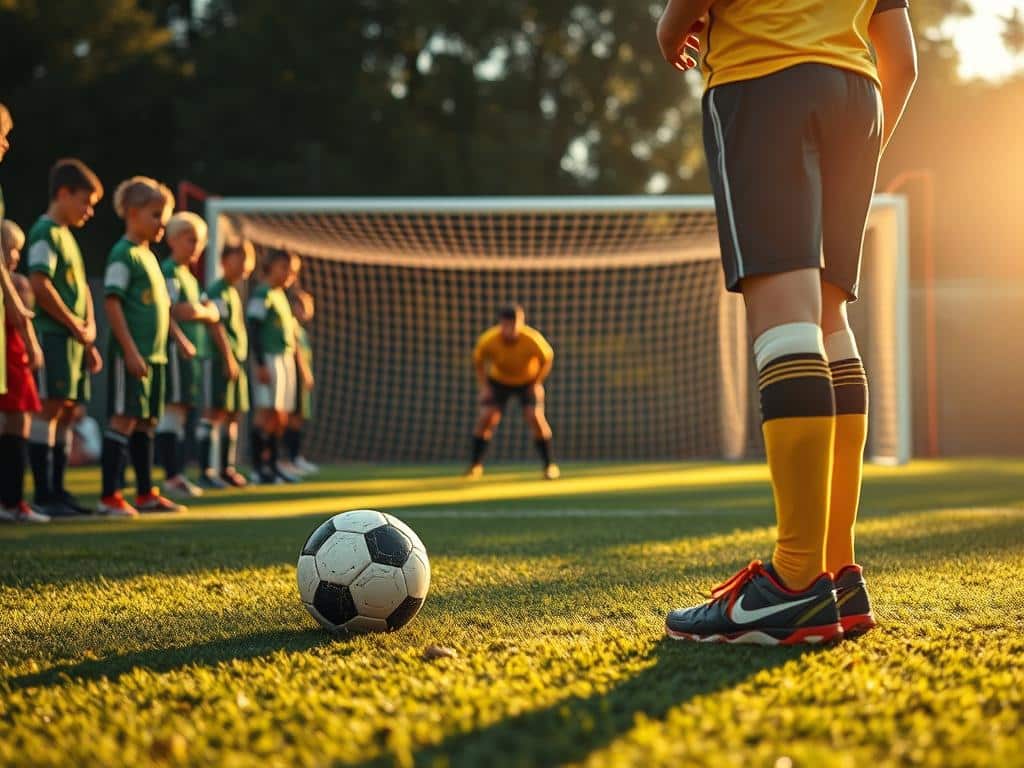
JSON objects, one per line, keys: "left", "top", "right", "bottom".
{"left": 6, "top": 627, "right": 334, "bottom": 691}
{"left": 364, "top": 638, "right": 824, "bottom": 768}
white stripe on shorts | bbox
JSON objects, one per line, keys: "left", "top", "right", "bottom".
{"left": 115, "top": 356, "right": 126, "bottom": 414}
{"left": 709, "top": 89, "right": 745, "bottom": 280}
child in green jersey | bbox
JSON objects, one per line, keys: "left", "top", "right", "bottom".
{"left": 156, "top": 212, "right": 222, "bottom": 499}
{"left": 197, "top": 240, "right": 255, "bottom": 488}
{"left": 282, "top": 288, "right": 317, "bottom": 476}
{"left": 26, "top": 158, "right": 104, "bottom": 518}
{"left": 98, "top": 177, "right": 179, "bottom": 518}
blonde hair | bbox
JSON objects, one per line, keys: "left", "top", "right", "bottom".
{"left": 1, "top": 219, "right": 25, "bottom": 259}
{"left": 166, "top": 211, "right": 208, "bottom": 243}
{"left": 112, "top": 176, "right": 174, "bottom": 219}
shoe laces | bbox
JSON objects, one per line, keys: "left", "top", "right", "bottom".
{"left": 709, "top": 560, "right": 765, "bottom": 601}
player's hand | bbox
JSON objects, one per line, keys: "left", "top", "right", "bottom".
{"left": 302, "top": 370, "right": 315, "bottom": 391}
{"left": 27, "top": 337, "right": 43, "bottom": 371}
{"left": 126, "top": 350, "right": 149, "bottom": 379}
{"left": 478, "top": 385, "right": 493, "bottom": 406}
{"left": 225, "top": 356, "right": 240, "bottom": 382}
{"left": 657, "top": 17, "right": 704, "bottom": 71}
{"left": 256, "top": 364, "right": 271, "bottom": 385}
{"left": 201, "top": 298, "right": 220, "bottom": 323}
{"left": 179, "top": 338, "right": 198, "bottom": 360}
{"left": 85, "top": 345, "right": 103, "bottom": 374}
{"left": 81, "top": 322, "right": 97, "bottom": 346}
{"left": 531, "top": 382, "right": 545, "bottom": 402}
{"left": 70, "top": 320, "right": 91, "bottom": 345}
{"left": 11, "top": 303, "right": 34, "bottom": 327}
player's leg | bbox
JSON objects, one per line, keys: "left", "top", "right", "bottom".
{"left": 196, "top": 357, "right": 228, "bottom": 488}
{"left": 467, "top": 387, "right": 504, "bottom": 478}
{"left": 0, "top": 411, "right": 48, "bottom": 523}
{"left": 133, "top": 364, "right": 182, "bottom": 512}
{"left": 666, "top": 66, "right": 842, "bottom": 644}
{"left": 221, "top": 366, "right": 249, "bottom": 487}
{"left": 98, "top": 351, "right": 139, "bottom": 517}
{"left": 523, "top": 392, "right": 558, "bottom": 480}
{"left": 272, "top": 355, "right": 300, "bottom": 481}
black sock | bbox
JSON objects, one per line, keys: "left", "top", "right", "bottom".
{"left": 0, "top": 434, "right": 26, "bottom": 508}
{"left": 283, "top": 428, "right": 301, "bottom": 461}
{"left": 268, "top": 434, "right": 280, "bottom": 472}
{"left": 28, "top": 442, "right": 53, "bottom": 505}
{"left": 535, "top": 437, "right": 553, "bottom": 468}
{"left": 52, "top": 432, "right": 69, "bottom": 498}
{"left": 251, "top": 428, "right": 265, "bottom": 473}
{"left": 470, "top": 436, "right": 490, "bottom": 466}
{"left": 196, "top": 420, "right": 212, "bottom": 475}
{"left": 130, "top": 431, "right": 154, "bottom": 496}
{"left": 156, "top": 432, "right": 180, "bottom": 478}
{"left": 101, "top": 430, "right": 129, "bottom": 498}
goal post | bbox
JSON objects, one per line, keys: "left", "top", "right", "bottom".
{"left": 206, "top": 195, "right": 910, "bottom": 465}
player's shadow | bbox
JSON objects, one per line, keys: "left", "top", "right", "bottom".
{"left": 6, "top": 628, "right": 334, "bottom": 691}
{"left": 363, "top": 638, "right": 825, "bottom": 768}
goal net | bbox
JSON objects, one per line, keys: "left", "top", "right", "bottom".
{"left": 206, "top": 197, "right": 910, "bottom": 465}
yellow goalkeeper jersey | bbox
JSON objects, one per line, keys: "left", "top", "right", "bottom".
{"left": 473, "top": 325, "right": 553, "bottom": 387}
{"left": 703, "top": 0, "right": 909, "bottom": 89}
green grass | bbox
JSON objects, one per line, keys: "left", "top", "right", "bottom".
{"left": 2, "top": 459, "right": 1024, "bottom": 767}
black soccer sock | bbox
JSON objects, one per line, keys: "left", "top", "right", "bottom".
{"left": 267, "top": 434, "right": 280, "bottom": 471}
{"left": 196, "top": 420, "right": 212, "bottom": 475}
{"left": 101, "top": 430, "right": 130, "bottom": 498}
{"left": 129, "top": 430, "right": 154, "bottom": 496}
{"left": 28, "top": 442, "right": 53, "bottom": 505}
{"left": 156, "top": 431, "right": 180, "bottom": 478}
{"left": 283, "top": 428, "right": 301, "bottom": 461}
{"left": 535, "top": 437, "right": 554, "bottom": 468}
{"left": 470, "top": 436, "right": 490, "bottom": 466}
{"left": 0, "top": 434, "right": 26, "bottom": 508}
{"left": 52, "top": 425, "right": 71, "bottom": 497}
{"left": 250, "top": 428, "right": 265, "bottom": 473}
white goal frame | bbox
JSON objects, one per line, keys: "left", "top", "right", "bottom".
{"left": 206, "top": 195, "right": 911, "bottom": 465}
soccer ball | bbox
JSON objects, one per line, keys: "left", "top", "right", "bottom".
{"left": 296, "top": 509, "right": 430, "bottom": 635}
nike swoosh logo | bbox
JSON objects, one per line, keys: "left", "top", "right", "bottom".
{"left": 730, "top": 593, "right": 818, "bottom": 624}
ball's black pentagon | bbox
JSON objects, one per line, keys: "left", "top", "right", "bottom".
{"left": 313, "top": 581, "right": 357, "bottom": 626}
{"left": 364, "top": 525, "right": 412, "bottom": 567}
{"left": 387, "top": 596, "right": 424, "bottom": 631}
{"left": 302, "top": 519, "right": 337, "bottom": 556}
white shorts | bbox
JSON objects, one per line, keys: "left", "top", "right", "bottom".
{"left": 252, "top": 354, "right": 296, "bottom": 412}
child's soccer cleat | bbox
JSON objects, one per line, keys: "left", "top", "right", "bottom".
{"left": 273, "top": 465, "right": 301, "bottom": 484}
{"left": 277, "top": 460, "right": 305, "bottom": 478}
{"left": 56, "top": 491, "right": 93, "bottom": 516}
{"left": 543, "top": 464, "right": 561, "bottom": 480}
{"left": 293, "top": 456, "right": 319, "bottom": 474}
{"left": 164, "top": 475, "right": 205, "bottom": 499}
{"left": 464, "top": 464, "right": 484, "bottom": 480}
{"left": 834, "top": 564, "right": 877, "bottom": 637}
{"left": 665, "top": 560, "right": 843, "bottom": 646}
{"left": 1, "top": 502, "right": 51, "bottom": 523}
{"left": 251, "top": 469, "right": 283, "bottom": 486}
{"left": 198, "top": 471, "right": 229, "bottom": 490}
{"left": 220, "top": 467, "right": 248, "bottom": 488}
{"left": 135, "top": 490, "right": 186, "bottom": 514}
{"left": 96, "top": 493, "right": 139, "bottom": 518}
{"left": 41, "top": 501, "right": 87, "bottom": 518}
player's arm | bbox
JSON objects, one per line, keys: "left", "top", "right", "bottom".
{"left": 870, "top": 3, "right": 917, "bottom": 152}
{"left": 295, "top": 337, "right": 314, "bottom": 391}
{"left": 169, "top": 318, "right": 196, "bottom": 359}
{"left": 656, "top": 0, "right": 712, "bottom": 70}
{"left": 472, "top": 340, "right": 491, "bottom": 391}
{"left": 171, "top": 297, "right": 219, "bottom": 324}
{"left": 532, "top": 338, "right": 554, "bottom": 389}
{"left": 82, "top": 284, "right": 102, "bottom": 373}
{"left": 105, "top": 296, "right": 147, "bottom": 378}
{"left": 10, "top": 275, "right": 42, "bottom": 369}
{"left": 0, "top": 260, "right": 32, "bottom": 330}
{"left": 30, "top": 274, "right": 88, "bottom": 343}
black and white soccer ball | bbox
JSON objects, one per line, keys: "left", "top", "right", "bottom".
{"left": 297, "top": 509, "right": 430, "bottom": 635}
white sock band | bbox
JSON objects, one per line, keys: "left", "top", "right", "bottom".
{"left": 29, "top": 418, "right": 57, "bottom": 446}
{"left": 753, "top": 322, "right": 825, "bottom": 371}
{"left": 156, "top": 409, "right": 186, "bottom": 438}
{"left": 824, "top": 329, "right": 861, "bottom": 363}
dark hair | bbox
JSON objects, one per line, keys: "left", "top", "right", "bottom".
{"left": 497, "top": 304, "right": 524, "bottom": 321}
{"left": 222, "top": 238, "right": 255, "bottom": 262}
{"left": 49, "top": 158, "right": 104, "bottom": 201}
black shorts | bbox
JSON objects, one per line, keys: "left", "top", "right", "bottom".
{"left": 703, "top": 63, "right": 882, "bottom": 301}
{"left": 485, "top": 378, "right": 539, "bottom": 411}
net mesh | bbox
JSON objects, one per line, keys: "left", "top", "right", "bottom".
{"left": 218, "top": 200, "right": 904, "bottom": 464}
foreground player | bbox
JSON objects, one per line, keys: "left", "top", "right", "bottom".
{"left": 467, "top": 305, "right": 558, "bottom": 480}
{"left": 657, "top": 0, "right": 917, "bottom": 643}
{"left": 98, "top": 177, "right": 178, "bottom": 517}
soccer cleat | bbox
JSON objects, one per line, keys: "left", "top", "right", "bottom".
{"left": 273, "top": 465, "right": 300, "bottom": 484}
{"left": 464, "top": 464, "right": 484, "bottom": 480}
{"left": 40, "top": 501, "right": 87, "bottom": 519}
{"left": 277, "top": 460, "right": 305, "bottom": 478}
{"left": 56, "top": 491, "right": 93, "bottom": 516}
{"left": 220, "top": 467, "right": 248, "bottom": 488}
{"left": 834, "top": 564, "right": 877, "bottom": 637}
{"left": 543, "top": 463, "right": 561, "bottom": 481}
{"left": 96, "top": 493, "right": 139, "bottom": 518}
{"left": 198, "top": 471, "right": 229, "bottom": 490}
{"left": 135, "top": 490, "right": 186, "bottom": 514}
{"left": 293, "top": 456, "right": 319, "bottom": 475}
{"left": 164, "top": 474, "right": 205, "bottom": 499}
{"left": 665, "top": 560, "right": 843, "bottom": 645}
{"left": 1, "top": 502, "right": 51, "bottom": 523}
{"left": 251, "top": 469, "right": 283, "bottom": 486}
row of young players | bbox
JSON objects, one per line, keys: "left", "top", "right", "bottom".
{"left": 0, "top": 152, "right": 317, "bottom": 523}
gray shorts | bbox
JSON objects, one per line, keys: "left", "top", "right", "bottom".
{"left": 703, "top": 63, "right": 883, "bottom": 301}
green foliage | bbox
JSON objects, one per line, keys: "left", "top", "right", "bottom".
{"left": 2, "top": 460, "right": 1024, "bottom": 766}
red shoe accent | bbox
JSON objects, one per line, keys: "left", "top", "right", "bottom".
{"left": 840, "top": 613, "right": 877, "bottom": 636}
{"left": 779, "top": 623, "right": 844, "bottom": 645}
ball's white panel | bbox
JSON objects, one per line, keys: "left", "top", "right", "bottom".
{"left": 304, "top": 602, "right": 337, "bottom": 632}
{"left": 383, "top": 513, "right": 426, "bottom": 553}
{"left": 315, "top": 531, "right": 372, "bottom": 586}
{"left": 343, "top": 615, "right": 389, "bottom": 634}
{"left": 401, "top": 549, "right": 431, "bottom": 600}
{"left": 331, "top": 509, "right": 388, "bottom": 534}
{"left": 349, "top": 563, "right": 409, "bottom": 619}
{"left": 296, "top": 555, "right": 321, "bottom": 603}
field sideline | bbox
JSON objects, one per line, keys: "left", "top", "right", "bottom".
{"left": 2, "top": 460, "right": 1023, "bottom": 767}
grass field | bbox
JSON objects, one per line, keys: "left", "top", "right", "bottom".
{"left": 2, "top": 459, "right": 1024, "bottom": 768}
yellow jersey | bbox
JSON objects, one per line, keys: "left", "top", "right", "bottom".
{"left": 473, "top": 325, "right": 553, "bottom": 387}
{"left": 703, "top": 0, "right": 909, "bottom": 89}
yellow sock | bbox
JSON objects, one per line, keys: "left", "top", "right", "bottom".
{"left": 826, "top": 353, "right": 869, "bottom": 573}
{"left": 755, "top": 323, "right": 836, "bottom": 591}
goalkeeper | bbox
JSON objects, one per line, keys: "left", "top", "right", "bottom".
{"left": 466, "top": 304, "right": 558, "bottom": 481}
